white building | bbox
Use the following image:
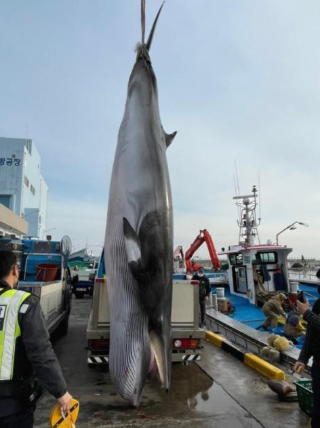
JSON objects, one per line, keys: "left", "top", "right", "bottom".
{"left": 0, "top": 137, "right": 48, "bottom": 238}
{"left": 0, "top": 203, "right": 28, "bottom": 238}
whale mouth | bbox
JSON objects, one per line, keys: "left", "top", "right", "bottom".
{"left": 149, "top": 330, "right": 165, "bottom": 385}
{"left": 147, "top": 349, "right": 158, "bottom": 380}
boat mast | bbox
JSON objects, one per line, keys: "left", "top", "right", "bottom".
{"left": 233, "top": 185, "right": 260, "bottom": 247}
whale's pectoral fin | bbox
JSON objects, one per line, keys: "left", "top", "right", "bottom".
{"left": 123, "top": 217, "right": 145, "bottom": 279}
{"left": 123, "top": 217, "right": 141, "bottom": 263}
{"left": 163, "top": 128, "right": 177, "bottom": 148}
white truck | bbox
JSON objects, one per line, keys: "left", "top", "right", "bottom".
{"left": 70, "top": 263, "right": 98, "bottom": 299}
{"left": 86, "top": 251, "right": 205, "bottom": 365}
{"left": 0, "top": 236, "right": 72, "bottom": 336}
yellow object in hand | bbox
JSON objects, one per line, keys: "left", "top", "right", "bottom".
{"left": 50, "top": 399, "right": 80, "bottom": 428}
{"left": 296, "top": 320, "right": 306, "bottom": 331}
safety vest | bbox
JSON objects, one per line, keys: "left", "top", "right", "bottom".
{"left": 0, "top": 288, "right": 30, "bottom": 381}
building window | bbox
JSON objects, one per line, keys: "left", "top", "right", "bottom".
{"left": 30, "top": 184, "right": 35, "bottom": 195}
{"left": 24, "top": 176, "right": 29, "bottom": 187}
{"left": 0, "top": 195, "right": 11, "bottom": 209}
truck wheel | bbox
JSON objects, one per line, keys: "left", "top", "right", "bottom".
{"left": 57, "top": 316, "right": 69, "bottom": 337}
{"left": 75, "top": 291, "right": 85, "bottom": 299}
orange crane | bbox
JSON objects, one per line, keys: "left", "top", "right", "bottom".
{"left": 184, "top": 229, "right": 221, "bottom": 272}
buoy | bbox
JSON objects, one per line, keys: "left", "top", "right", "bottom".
{"left": 216, "top": 287, "right": 225, "bottom": 298}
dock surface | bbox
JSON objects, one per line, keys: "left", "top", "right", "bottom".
{"left": 34, "top": 297, "right": 310, "bottom": 427}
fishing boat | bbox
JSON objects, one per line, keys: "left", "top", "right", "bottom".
{"left": 204, "top": 186, "right": 318, "bottom": 364}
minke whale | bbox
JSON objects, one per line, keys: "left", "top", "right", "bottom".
{"left": 105, "top": 0, "right": 176, "bottom": 406}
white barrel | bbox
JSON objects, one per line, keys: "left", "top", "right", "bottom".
{"left": 216, "top": 287, "right": 225, "bottom": 298}
{"left": 212, "top": 293, "right": 218, "bottom": 309}
{"left": 290, "top": 281, "right": 299, "bottom": 293}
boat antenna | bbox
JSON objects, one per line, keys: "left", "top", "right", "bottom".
{"left": 233, "top": 173, "right": 238, "bottom": 197}
{"left": 258, "top": 171, "right": 261, "bottom": 226}
{"left": 234, "top": 160, "right": 240, "bottom": 196}
{"left": 233, "top": 185, "right": 260, "bottom": 246}
{"left": 234, "top": 160, "right": 241, "bottom": 222}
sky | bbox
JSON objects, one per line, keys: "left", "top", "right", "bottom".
{"left": 1, "top": 0, "right": 320, "bottom": 260}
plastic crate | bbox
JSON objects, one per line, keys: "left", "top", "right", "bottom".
{"left": 294, "top": 379, "right": 314, "bottom": 415}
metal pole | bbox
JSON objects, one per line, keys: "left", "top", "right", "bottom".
{"left": 276, "top": 221, "right": 297, "bottom": 245}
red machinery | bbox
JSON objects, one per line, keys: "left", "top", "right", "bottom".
{"left": 185, "top": 229, "right": 221, "bottom": 272}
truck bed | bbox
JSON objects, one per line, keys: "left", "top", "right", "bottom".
{"left": 86, "top": 279, "right": 205, "bottom": 364}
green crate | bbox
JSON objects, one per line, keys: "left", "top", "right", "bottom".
{"left": 294, "top": 379, "right": 314, "bottom": 415}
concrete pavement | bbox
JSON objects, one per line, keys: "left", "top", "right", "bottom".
{"left": 33, "top": 296, "right": 310, "bottom": 427}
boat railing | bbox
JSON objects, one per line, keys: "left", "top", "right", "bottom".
{"left": 288, "top": 271, "right": 319, "bottom": 283}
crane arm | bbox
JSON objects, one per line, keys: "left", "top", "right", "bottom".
{"left": 202, "top": 229, "right": 221, "bottom": 271}
{"left": 184, "top": 229, "right": 221, "bottom": 272}
{"left": 184, "top": 233, "right": 205, "bottom": 272}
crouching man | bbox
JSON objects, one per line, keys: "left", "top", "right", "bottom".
{"left": 257, "top": 293, "right": 287, "bottom": 331}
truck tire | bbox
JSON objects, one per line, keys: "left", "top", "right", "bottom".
{"left": 56, "top": 315, "right": 69, "bottom": 337}
{"left": 75, "top": 291, "right": 85, "bottom": 299}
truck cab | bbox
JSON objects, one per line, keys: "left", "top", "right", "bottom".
{"left": 0, "top": 236, "right": 72, "bottom": 336}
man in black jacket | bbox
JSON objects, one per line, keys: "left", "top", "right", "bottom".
{"left": 0, "top": 250, "right": 72, "bottom": 428}
{"left": 294, "top": 298, "right": 320, "bottom": 428}
{"left": 193, "top": 267, "right": 210, "bottom": 328}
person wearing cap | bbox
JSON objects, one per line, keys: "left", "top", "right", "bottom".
{"left": 0, "top": 250, "right": 72, "bottom": 428}
{"left": 284, "top": 312, "right": 306, "bottom": 341}
{"left": 257, "top": 293, "right": 287, "bottom": 331}
{"left": 193, "top": 267, "right": 210, "bottom": 328}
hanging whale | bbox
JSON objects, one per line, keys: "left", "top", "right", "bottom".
{"left": 105, "top": 0, "right": 176, "bottom": 406}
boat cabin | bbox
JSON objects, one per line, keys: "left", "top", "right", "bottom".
{"left": 220, "top": 244, "right": 292, "bottom": 305}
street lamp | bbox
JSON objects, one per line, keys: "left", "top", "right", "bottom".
{"left": 23, "top": 209, "right": 40, "bottom": 218}
{"left": 276, "top": 221, "right": 309, "bottom": 245}
{"left": 44, "top": 228, "right": 57, "bottom": 234}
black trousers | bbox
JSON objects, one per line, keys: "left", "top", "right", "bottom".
{"left": 0, "top": 410, "right": 34, "bottom": 428}
{"left": 200, "top": 300, "right": 206, "bottom": 325}
{"left": 311, "top": 363, "right": 320, "bottom": 428}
